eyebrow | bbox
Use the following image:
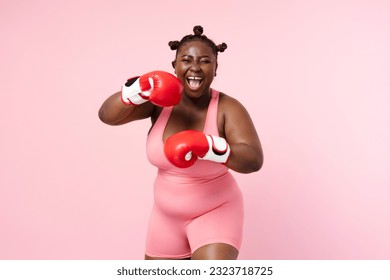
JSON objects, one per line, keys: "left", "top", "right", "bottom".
{"left": 180, "top": 54, "right": 211, "bottom": 59}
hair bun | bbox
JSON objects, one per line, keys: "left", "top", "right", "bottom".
{"left": 168, "top": 26, "right": 227, "bottom": 56}
{"left": 193, "top": 25, "right": 203, "bottom": 36}
{"left": 168, "top": 40, "right": 180, "bottom": 50}
{"left": 216, "top": 42, "right": 228, "bottom": 52}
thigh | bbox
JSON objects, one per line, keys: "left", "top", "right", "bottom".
{"left": 187, "top": 197, "right": 244, "bottom": 256}
{"left": 145, "top": 255, "right": 190, "bottom": 260}
{"left": 145, "top": 206, "right": 192, "bottom": 259}
{"left": 191, "top": 243, "right": 239, "bottom": 260}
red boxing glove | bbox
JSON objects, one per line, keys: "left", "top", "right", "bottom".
{"left": 164, "top": 130, "right": 231, "bottom": 168}
{"left": 121, "top": 71, "right": 183, "bottom": 107}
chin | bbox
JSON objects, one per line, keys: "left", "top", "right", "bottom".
{"left": 186, "top": 89, "right": 210, "bottom": 99}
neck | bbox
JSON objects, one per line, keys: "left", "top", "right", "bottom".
{"left": 181, "top": 89, "right": 211, "bottom": 109}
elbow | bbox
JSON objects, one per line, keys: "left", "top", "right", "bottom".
{"left": 253, "top": 158, "right": 263, "bottom": 172}
{"left": 234, "top": 155, "right": 263, "bottom": 174}
{"left": 248, "top": 156, "right": 263, "bottom": 173}
{"left": 246, "top": 151, "right": 264, "bottom": 173}
{"left": 229, "top": 146, "right": 264, "bottom": 174}
{"left": 251, "top": 148, "right": 264, "bottom": 172}
{"left": 98, "top": 107, "right": 108, "bottom": 124}
{"left": 98, "top": 107, "right": 114, "bottom": 125}
{"left": 98, "top": 108, "right": 104, "bottom": 122}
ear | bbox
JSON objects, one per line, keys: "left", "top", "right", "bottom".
{"left": 215, "top": 62, "right": 218, "bottom": 77}
{"left": 171, "top": 60, "right": 176, "bottom": 73}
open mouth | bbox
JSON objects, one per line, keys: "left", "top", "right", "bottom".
{"left": 186, "top": 76, "right": 203, "bottom": 90}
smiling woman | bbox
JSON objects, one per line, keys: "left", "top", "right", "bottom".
{"left": 172, "top": 40, "right": 217, "bottom": 97}
{"left": 168, "top": 26, "right": 227, "bottom": 96}
{"left": 98, "top": 25, "right": 263, "bottom": 260}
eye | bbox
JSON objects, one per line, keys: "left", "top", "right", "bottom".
{"left": 181, "top": 59, "right": 191, "bottom": 64}
{"left": 181, "top": 56, "right": 191, "bottom": 63}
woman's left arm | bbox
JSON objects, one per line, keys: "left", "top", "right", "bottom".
{"left": 220, "top": 95, "right": 263, "bottom": 174}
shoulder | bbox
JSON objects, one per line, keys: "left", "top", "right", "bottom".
{"left": 216, "top": 91, "right": 254, "bottom": 137}
{"left": 217, "top": 91, "right": 256, "bottom": 130}
{"left": 218, "top": 91, "right": 248, "bottom": 115}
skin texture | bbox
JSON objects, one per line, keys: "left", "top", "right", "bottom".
{"left": 98, "top": 39, "right": 263, "bottom": 260}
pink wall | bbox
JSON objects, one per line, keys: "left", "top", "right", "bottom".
{"left": 1, "top": 0, "right": 390, "bottom": 259}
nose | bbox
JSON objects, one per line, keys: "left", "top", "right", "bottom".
{"left": 189, "top": 61, "right": 201, "bottom": 72}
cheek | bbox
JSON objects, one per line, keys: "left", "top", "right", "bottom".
{"left": 174, "top": 65, "right": 187, "bottom": 76}
{"left": 205, "top": 65, "right": 217, "bottom": 77}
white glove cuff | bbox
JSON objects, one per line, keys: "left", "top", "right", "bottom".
{"left": 121, "top": 77, "right": 153, "bottom": 106}
{"left": 199, "top": 135, "right": 231, "bottom": 164}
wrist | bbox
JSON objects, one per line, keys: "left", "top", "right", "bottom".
{"left": 121, "top": 76, "right": 151, "bottom": 106}
{"left": 199, "top": 134, "right": 231, "bottom": 164}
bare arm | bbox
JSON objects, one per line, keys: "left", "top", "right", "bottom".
{"left": 99, "top": 71, "right": 183, "bottom": 125}
{"left": 220, "top": 95, "right": 263, "bottom": 173}
{"left": 98, "top": 91, "right": 155, "bottom": 125}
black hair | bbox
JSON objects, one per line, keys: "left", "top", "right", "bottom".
{"left": 168, "top": 25, "right": 227, "bottom": 57}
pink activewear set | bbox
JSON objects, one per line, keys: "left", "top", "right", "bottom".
{"left": 145, "top": 89, "right": 244, "bottom": 259}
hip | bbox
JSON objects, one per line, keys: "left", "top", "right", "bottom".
{"left": 152, "top": 171, "right": 243, "bottom": 218}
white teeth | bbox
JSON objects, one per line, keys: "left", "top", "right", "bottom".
{"left": 187, "top": 76, "right": 202, "bottom": 89}
{"left": 187, "top": 77, "right": 202, "bottom": 80}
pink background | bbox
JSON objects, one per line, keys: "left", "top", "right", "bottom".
{"left": 1, "top": 0, "right": 390, "bottom": 260}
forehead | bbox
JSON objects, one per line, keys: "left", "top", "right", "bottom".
{"left": 177, "top": 40, "right": 215, "bottom": 57}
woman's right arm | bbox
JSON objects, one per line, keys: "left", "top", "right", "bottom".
{"left": 98, "top": 91, "right": 155, "bottom": 125}
{"left": 99, "top": 71, "right": 183, "bottom": 125}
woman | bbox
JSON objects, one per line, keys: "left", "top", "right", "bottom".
{"left": 98, "top": 26, "right": 263, "bottom": 260}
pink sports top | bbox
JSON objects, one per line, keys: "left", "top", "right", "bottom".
{"left": 146, "top": 89, "right": 228, "bottom": 180}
